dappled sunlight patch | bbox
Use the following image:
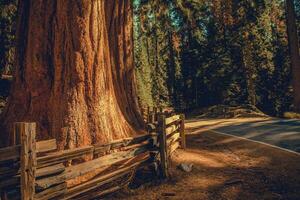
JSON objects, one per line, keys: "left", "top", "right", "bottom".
{"left": 212, "top": 135, "right": 243, "bottom": 145}
{"left": 109, "top": 126, "right": 300, "bottom": 200}
{"left": 185, "top": 118, "right": 271, "bottom": 133}
{"left": 172, "top": 149, "right": 227, "bottom": 168}
{"left": 268, "top": 131, "right": 300, "bottom": 140}
{"left": 185, "top": 117, "right": 300, "bottom": 155}
{"left": 186, "top": 132, "right": 274, "bottom": 169}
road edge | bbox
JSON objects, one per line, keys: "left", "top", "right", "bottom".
{"left": 208, "top": 129, "right": 300, "bottom": 156}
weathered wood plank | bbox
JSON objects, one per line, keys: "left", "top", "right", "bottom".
{"left": 35, "top": 172, "right": 66, "bottom": 190}
{"left": 165, "top": 124, "right": 180, "bottom": 136}
{"left": 168, "top": 141, "right": 180, "bottom": 156}
{"left": 122, "top": 134, "right": 150, "bottom": 146}
{"left": 65, "top": 145, "right": 148, "bottom": 181}
{"left": 93, "top": 134, "right": 149, "bottom": 155}
{"left": 0, "top": 145, "right": 20, "bottom": 162}
{"left": 36, "top": 139, "right": 57, "bottom": 153}
{"left": 147, "top": 123, "right": 158, "bottom": 148}
{"left": 73, "top": 158, "right": 152, "bottom": 200}
{"left": 37, "top": 146, "right": 94, "bottom": 168}
{"left": 93, "top": 145, "right": 111, "bottom": 155}
{"left": 158, "top": 115, "right": 168, "bottom": 178}
{"left": 167, "top": 132, "right": 180, "bottom": 147}
{"left": 120, "top": 140, "right": 149, "bottom": 151}
{"left": 11, "top": 126, "right": 20, "bottom": 146}
{"left": 64, "top": 169, "right": 129, "bottom": 200}
{"left": 0, "top": 166, "right": 19, "bottom": 178}
{"left": 0, "top": 126, "right": 20, "bottom": 200}
{"left": 165, "top": 115, "right": 181, "bottom": 126}
{"left": 17, "top": 122, "right": 37, "bottom": 200}
{"left": 75, "top": 185, "right": 122, "bottom": 200}
{"left": 180, "top": 114, "right": 186, "bottom": 149}
{"left": 36, "top": 163, "right": 65, "bottom": 178}
{"left": 64, "top": 154, "right": 150, "bottom": 199}
{"left": 36, "top": 146, "right": 148, "bottom": 190}
{"left": 0, "top": 190, "right": 8, "bottom": 200}
{"left": 153, "top": 107, "right": 158, "bottom": 122}
{"left": 147, "top": 106, "right": 150, "bottom": 123}
{"left": 34, "top": 182, "right": 66, "bottom": 200}
{"left": 0, "top": 176, "right": 19, "bottom": 189}
{"left": 4, "top": 189, "right": 20, "bottom": 200}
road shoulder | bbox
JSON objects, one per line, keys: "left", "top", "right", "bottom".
{"left": 109, "top": 130, "right": 300, "bottom": 200}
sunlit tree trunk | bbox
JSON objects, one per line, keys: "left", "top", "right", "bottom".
{"left": 286, "top": 0, "right": 300, "bottom": 112}
{"left": 242, "top": 41, "right": 256, "bottom": 106}
{"left": 0, "top": 0, "right": 144, "bottom": 148}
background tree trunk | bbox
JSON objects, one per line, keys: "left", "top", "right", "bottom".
{"left": 286, "top": 0, "right": 300, "bottom": 112}
{"left": 0, "top": 0, "right": 144, "bottom": 148}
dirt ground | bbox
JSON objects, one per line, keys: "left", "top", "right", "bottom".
{"left": 108, "top": 128, "right": 300, "bottom": 200}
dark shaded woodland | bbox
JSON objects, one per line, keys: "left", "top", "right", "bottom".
{"left": 133, "top": 0, "right": 300, "bottom": 116}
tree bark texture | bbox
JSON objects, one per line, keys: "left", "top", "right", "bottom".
{"left": 286, "top": 0, "right": 300, "bottom": 112}
{"left": 0, "top": 0, "right": 144, "bottom": 148}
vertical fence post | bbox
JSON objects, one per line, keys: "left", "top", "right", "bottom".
{"left": 150, "top": 107, "right": 154, "bottom": 123}
{"left": 147, "top": 123, "right": 159, "bottom": 176}
{"left": 0, "top": 126, "right": 21, "bottom": 200}
{"left": 153, "top": 107, "right": 157, "bottom": 122}
{"left": 141, "top": 107, "right": 145, "bottom": 122}
{"left": 180, "top": 114, "right": 186, "bottom": 149}
{"left": 15, "top": 122, "right": 37, "bottom": 200}
{"left": 147, "top": 106, "right": 150, "bottom": 124}
{"left": 159, "top": 107, "right": 163, "bottom": 113}
{"left": 11, "top": 125, "right": 20, "bottom": 146}
{"left": 158, "top": 114, "right": 168, "bottom": 178}
{"left": 0, "top": 187, "right": 7, "bottom": 199}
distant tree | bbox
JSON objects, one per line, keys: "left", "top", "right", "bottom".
{"left": 0, "top": 0, "right": 17, "bottom": 75}
{"left": 133, "top": 0, "right": 293, "bottom": 116}
{"left": 285, "top": 0, "right": 300, "bottom": 112}
{"left": 134, "top": 0, "right": 179, "bottom": 108}
{"left": 133, "top": 0, "right": 154, "bottom": 108}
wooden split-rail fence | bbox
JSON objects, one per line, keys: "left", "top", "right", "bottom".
{"left": 140, "top": 106, "right": 175, "bottom": 124}
{"left": 0, "top": 112, "right": 185, "bottom": 200}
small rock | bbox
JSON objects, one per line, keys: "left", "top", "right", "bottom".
{"left": 177, "top": 163, "right": 193, "bottom": 172}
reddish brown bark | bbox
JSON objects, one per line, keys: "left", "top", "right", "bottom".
{"left": 0, "top": 0, "right": 144, "bottom": 148}
{"left": 286, "top": 0, "right": 300, "bottom": 112}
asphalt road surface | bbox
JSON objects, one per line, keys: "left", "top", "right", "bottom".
{"left": 186, "top": 118, "right": 300, "bottom": 154}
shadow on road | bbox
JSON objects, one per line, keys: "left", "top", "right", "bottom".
{"left": 186, "top": 118, "right": 300, "bottom": 153}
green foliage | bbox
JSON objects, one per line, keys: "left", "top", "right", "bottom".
{"left": 134, "top": 0, "right": 294, "bottom": 116}
{"left": 134, "top": 0, "right": 181, "bottom": 108}
{"left": 0, "top": 0, "right": 18, "bottom": 75}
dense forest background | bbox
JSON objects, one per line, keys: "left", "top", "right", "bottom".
{"left": 0, "top": 0, "right": 17, "bottom": 76}
{"left": 134, "top": 0, "right": 300, "bottom": 116}
{"left": 0, "top": 0, "right": 299, "bottom": 117}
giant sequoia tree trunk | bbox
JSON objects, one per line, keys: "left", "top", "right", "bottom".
{"left": 0, "top": 1, "right": 144, "bottom": 148}
{"left": 286, "top": 0, "right": 300, "bottom": 112}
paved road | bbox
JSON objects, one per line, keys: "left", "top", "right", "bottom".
{"left": 186, "top": 118, "right": 300, "bottom": 153}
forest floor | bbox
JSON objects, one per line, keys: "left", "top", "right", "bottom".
{"left": 109, "top": 118, "right": 300, "bottom": 200}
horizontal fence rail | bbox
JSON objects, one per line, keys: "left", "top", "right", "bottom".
{"left": 141, "top": 106, "right": 175, "bottom": 124}
{"left": 0, "top": 111, "right": 185, "bottom": 200}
